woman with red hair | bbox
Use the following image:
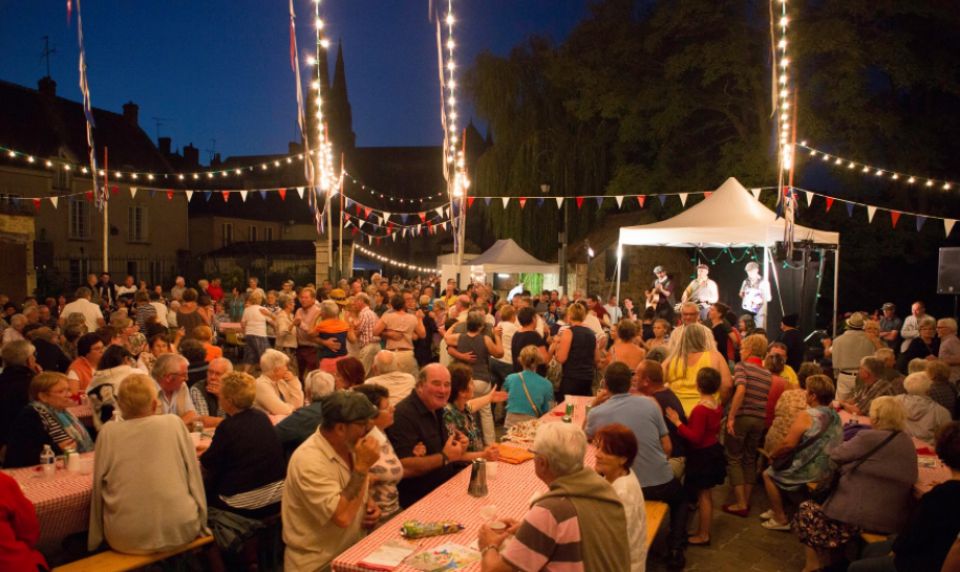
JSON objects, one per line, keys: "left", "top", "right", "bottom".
{"left": 594, "top": 423, "right": 647, "bottom": 572}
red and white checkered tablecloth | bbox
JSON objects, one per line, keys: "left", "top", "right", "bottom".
{"left": 2, "top": 454, "right": 95, "bottom": 553}
{"left": 67, "top": 402, "right": 93, "bottom": 420}
{"left": 331, "top": 397, "right": 596, "bottom": 572}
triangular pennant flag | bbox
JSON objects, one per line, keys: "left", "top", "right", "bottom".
{"left": 537, "top": 198, "right": 544, "bottom": 208}
{"left": 749, "top": 188, "right": 762, "bottom": 200}
{"left": 890, "top": 211, "right": 901, "bottom": 228}
{"left": 679, "top": 193, "right": 688, "bottom": 206}
{"left": 703, "top": 192, "right": 713, "bottom": 200}
{"left": 166, "top": 190, "right": 174, "bottom": 201}
{"left": 916, "top": 215, "right": 927, "bottom": 232}
{"left": 595, "top": 197, "right": 604, "bottom": 208}
{"left": 402, "top": 228, "right": 407, "bottom": 238}
{"left": 367, "top": 235, "right": 373, "bottom": 244}
{"left": 435, "top": 206, "right": 444, "bottom": 216}
{"left": 278, "top": 188, "right": 287, "bottom": 201}
{"left": 867, "top": 205, "right": 877, "bottom": 222}
{"left": 185, "top": 190, "right": 194, "bottom": 202}
{"left": 483, "top": 197, "right": 492, "bottom": 207}
{"left": 111, "top": 186, "right": 119, "bottom": 195}
{"left": 259, "top": 190, "right": 267, "bottom": 200}
{"left": 501, "top": 197, "right": 509, "bottom": 208}
{"left": 364, "top": 207, "right": 373, "bottom": 218}
{"left": 418, "top": 211, "right": 427, "bottom": 223}
{"left": 392, "top": 232, "right": 397, "bottom": 242}
{"left": 204, "top": 191, "right": 212, "bottom": 202}
{"left": 637, "top": 195, "right": 646, "bottom": 208}
{"left": 351, "top": 227, "right": 358, "bottom": 236}
{"left": 519, "top": 197, "right": 527, "bottom": 209}
{"left": 49, "top": 196, "right": 58, "bottom": 208}
{"left": 825, "top": 197, "right": 834, "bottom": 212}
{"left": 85, "top": 191, "right": 93, "bottom": 202}
{"left": 467, "top": 197, "right": 475, "bottom": 208}
{"left": 240, "top": 190, "right": 248, "bottom": 202}
{"left": 32, "top": 198, "right": 41, "bottom": 211}
{"left": 344, "top": 213, "right": 351, "bottom": 222}
{"left": 376, "top": 237, "right": 382, "bottom": 245}
{"left": 358, "top": 220, "right": 366, "bottom": 229}
{"left": 400, "top": 213, "right": 409, "bottom": 224}
{"left": 657, "top": 194, "right": 666, "bottom": 206}
{"left": 222, "top": 191, "right": 230, "bottom": 202}
{"left": 383, "top": 212, "right": 391, "bottom": 222}
{"left": 296, "top": 187, "right": 305, "bottom": 199}
{"left": 555, "top": 197, "right": 564, "bottom": 208}
{"left": 845, "top": 202, "right": 854, "bottom": 217}
{"left": 575, "top": 197, "right": 584, "bottom": 209}
{"left": 356, "top": 204, "right": 363, "bottom": 216}
{"left": 615, "top": 196, "right": 624, "bottom": 208}
{"left": 130, "top": 187, "right": 138, "bottom": 198}
{"left": 945, "top": 219, "right": 956, "bottom": 237}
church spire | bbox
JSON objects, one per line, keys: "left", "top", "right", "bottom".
{"left": 328, "top": 38, "right": 355, "bottom": 153}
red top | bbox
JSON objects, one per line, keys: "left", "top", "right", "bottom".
{"left": 677, "top": 403, "right": 722, "bottom": 448}
{"left": 765, "top": 375, "right": 787, "bottom": 428}
{"left": 0, "top": 472, "right": 48, "bottom": 572}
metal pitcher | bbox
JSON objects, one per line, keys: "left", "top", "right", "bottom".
{"left": 468, "top": 459, "right": 488, "bottom": 497}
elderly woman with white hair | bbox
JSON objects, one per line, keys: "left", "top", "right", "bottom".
{"left": 937, "top": 317, "right": 960, "bottom": 383}
{"left": 274, "top": 370, "right": 335, "bottom": 456}
{"left": 1, "top": 313, "right": 27, "bottom": 345}
{"left": 254, "top": 349, "right": 304, "bottom": 415}
{"left": 895, "top": 372, "right": 952, "bottom": 444}
{"left": 477, "top": 422, "right": 631, "bottom": 571}
{"left": 89, "top": 373, "right": 207, "bottom": 554}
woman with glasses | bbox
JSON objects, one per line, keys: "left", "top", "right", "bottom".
{"left": 5, "top": 372, "right": 94, "bottom": 467}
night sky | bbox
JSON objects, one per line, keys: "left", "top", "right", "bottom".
{"left": 0, "top": 0, "right": 586, "bottom": 161}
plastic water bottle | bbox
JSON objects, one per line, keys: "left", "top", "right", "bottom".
{"left": 40, "top": 444, "right": 56, "bottom": 476}
{"left": 111, "top": 409, "right": 122, "bottom": 423}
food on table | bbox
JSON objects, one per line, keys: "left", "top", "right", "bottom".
{"left": 400, "top": 520, "right": 464, "bottom": 539}
{"left": 503, "top": 419, "right": 540, "bottom": 443}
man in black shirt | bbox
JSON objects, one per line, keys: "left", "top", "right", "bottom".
{"left": 386, "top": 363, "right": 468, "bottom": 507}
{"left": 778, "top": 313, "right": 805, "bottom": 371}
{"left": 511, "top": 307, "right": 549, "bottom": 373}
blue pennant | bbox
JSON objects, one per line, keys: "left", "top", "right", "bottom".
{"left": 483, "top": 197, "right": 492, "bottom": 207}
{"left": 657, "top": 194, "right": 666, "bottom": 207}
{"left": 845, "top": 202, "right": 854, "bottom": 218}
{"left": 259, "top": 190, "right": 268, "bottom": 201}
{"left": 204, "top": 191, "right": 212, "bottom": 202}
{"left": 537, "top": 198, "right": 544, "bottom": 208}
{"left": 149, "top": 190, "right": 157, "bottom": 198}
{"left": 344, "top": 197, "right": 353, "bottom": 208}
{"left": 916, "top": 215, "right": 927, "bottom": 231}
{"left": 595, "top": 197, "right": 604, "bottom": 208}
{"left": 400, "top": 213, "right": 409, "bottom": 224}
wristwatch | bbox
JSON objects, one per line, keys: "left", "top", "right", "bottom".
{"left": 440, "top": 451, "right": 449, "bottom": 467}
{"left": 481, "top": 544, "right": 500, "bottom": 556}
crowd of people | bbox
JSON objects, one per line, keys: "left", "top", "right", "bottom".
{"left": 0, "top": 269, "right": 959, "bottom": 572}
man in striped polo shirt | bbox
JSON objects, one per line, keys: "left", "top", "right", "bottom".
{"left": 477, "top": 422, "right": 630, "bottom": 571}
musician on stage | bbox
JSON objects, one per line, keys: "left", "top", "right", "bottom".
{"left": 646, "top": 266, "right": 676, "bottom": 322}
{"left": 680, "top": 264, "right": 718, "bottom": 322}
{"left": 738, "top": 261, "right": 771, "bottom": 329}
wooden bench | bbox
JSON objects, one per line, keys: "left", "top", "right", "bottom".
{"left": 53, "top": 535, "right": 214, "bottom": 572}
{"left": 860, "top": 532, "right": 889, "bottom": 545}
{"left": 644, "top": 500, "right": 669, "bottom": 550}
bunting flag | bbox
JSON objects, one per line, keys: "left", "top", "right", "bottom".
{"left": 49, "top": 196, "right": 58, "bottom": 208}
{"left": 825, "top": 197, "right": 834, "bottom": 212}
{"left": 149, "top": 190, "right": 157, "bottom": 198}
{"left": 435, "top": 206, "right": 444, "bottom": 216}
{"left": 204, "top": 191, "right": 212, "bottom": 202}
{"left": 296, "top": 187, "right": 305, "bottom": 199}
{"left": 637, "top": 195, "right": 646, "bottom": 208}
{"left": 84, "top": 191, "right": 93, "bottom": 202}
{"left": 130, "top": 187, "right": 138, "bottom": 199}
{"left": 867, "top": 205, "right": 877, "bottom": 222}
{"left": 259, "top": 190, "right": 267, "bottom": 200}
{"left": 32, "top": 198, "right": 41, "bottom": 210}
{"left": 358, "top": 220, "right": 365, "bottom": 229}
{"left": 845, "top": 202, "right": 854, "bottom": 217}
{"left": 240, "top": 190, "right": 248, "bottom": 202}
{"left": 402, "top": 228, "right": 407, "bottom": 238}
{"left": 166, "top": 190, "right": 174, "bottom": 201}
{"left": 278, "top": 188, "right": 287, "bottom": 200}
{"left": 383, "top": 212, "right": 391, "bottom": 222}
{"left": 804, "top": 191, "right": 814, "bottom": 206}
{"left": 222, "top": 191, "right": 230, "bottom": 202}
{"left": 500, "top": 197, "right": 509, "bottom": 208}
{"left": 657, "top": 194, "right": 666, "bottom": 207}
{"left": 351, "top": 226, "right": 358, "bottom": 236}
{"left": 356, "top": 204, "right": 363, "bottom": 216}
{"left": 704, "top": 192, "right": 713, "bottom": 200}
{"left": 467, "top": 197, "right": 475, "bottom": 208}
{"left": 364, "top": 207, "right": 373, "bottom": 218}
{"left": 110, "top": 185, "right": 119, "bottom": 195}
{"left": 537, "top": 198, "right": 544, "bottom": 208}
{"left": 595, "top": 197, "right": 603, "bottom": 208}
{"left": 518, "top": 197, "right": 527, "bottom": 209}
{"left": 749, "top": 188, "right": 762, "bottom": 200}
{"left": 185, "top": 190, "right": 193, "bottom": 202}
{"left": 555, "top": 197, "right": 564, "bottom": 208}
{"left": 916, "top": 215, "right": 927, "bottom": 231}
{"left": 76, "top": 0, "right": 102, "bottom": 211}
{"left": 418, "top": 211, "right": 427, "bottom": 222}
{"left": 484, "top": 198, "right": 492, "bottom": 207}
{"left": 679, "top": 193, "right": 688, "bottom": 207}
{"left": 615, "top": 196, "right": 624, "bottom": 208}
{"left": 890, "top": 211, "right": 901, "bottom": 228}
{"left": 946, "top": 219, "right": 956, "bottom": 237}
{"left": 575, "top": 197, "right": 584, "bottom": 209}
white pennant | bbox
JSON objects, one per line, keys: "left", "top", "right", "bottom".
{"left": 185, "top": 190, "right": 194, "bottom": 202}
{"left": 49, "top": 196, "right": 58, "bottom": 208}
{"left": 749, "top": 188, "right": 761, "bottom": 200}
{"left": 946, "top": 219, "right": 956, "bottom": 237}
{"left": 240, "top": 190, "right": 248, "bottom": 202}
{"left": 402, "top": 228, "right": 407, "bottom": 238}
{"left": 130, "top": 187, "right": 138, "bottom": 198}
{"left": 383, "top": 212, "right": 391, "bottom": 222}
{"left": 501, "top": 197, "right": 510, "bottom": 208}
{"left": 296, "top": 187, "right": 305, "bottom": 199}
{"left": 804, "top": 191, "right": 814, "bottom": 206}
{"left": 867, "top": 206, "right": 877, "bottom": 222}
{"left": 679, "top": 193, "right": 688, "bottom": 206}
{"left": 555, "top": 197, "right": 564, "bottom": 208}
{"left": 615, "top": 196, "right": 623, "bottom": 208}
{"left": 358, "top": 220, "right": 366, "bottom": 229}
{"left": 392, "top": 233, "right": 397, "bottom": 241}
{"left": 435, "top": 206, "right": 444, "bottom": 216}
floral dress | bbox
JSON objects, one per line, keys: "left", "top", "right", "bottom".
{"left": 764, "top": 389, "right": 809, "bottom": 452}
{"left": 443, "top": 403, "right": 482, "bottom": 452}
{"left": 368, "top": 427, "right": 403, "bottom": 523}
{"left": 766, "top": 406, "right": 841, "bottom": 491}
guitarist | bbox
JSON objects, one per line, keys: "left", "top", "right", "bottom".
{"left": 647, "top": 266, "right": 676, "bottom": 322}
{"left": 681, "top": 264, "right": 719, "bottom": 322}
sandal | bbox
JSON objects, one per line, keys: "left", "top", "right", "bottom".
{"left": 721, "top": 503, "right": 750, "bottom": 518}
{"left": 687, "top": 535, "right": 711, "bottom": 546}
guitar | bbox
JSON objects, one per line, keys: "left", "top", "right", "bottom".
{"left": 644, "top": 288, "right": 660, "bottom": 309}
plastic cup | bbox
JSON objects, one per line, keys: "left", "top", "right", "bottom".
{"left": 486, "top": 461, "right": 498, "bottom": 480}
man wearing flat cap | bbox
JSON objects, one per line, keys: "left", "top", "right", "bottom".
{"left": 282, "top": 391, "right": 382, "bottom": 571}
{"left": 647, "top": 265, "right": 676, "bottom": 321}
{"left": 681, "top": 263, "right": 719, "bottom": 322}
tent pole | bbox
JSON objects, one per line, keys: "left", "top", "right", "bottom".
{"left": 615, "top": 240, "right": 623, "bottom": 309}
{"left": 762, "top": 245, "right": 770, "bottom": 329}
{"left": 832, "top": 246, "right": 840, "bottom": 338}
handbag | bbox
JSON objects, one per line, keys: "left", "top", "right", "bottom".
{"left": 770, "top": 414, "right": 834, "bottom": 471}
{"left": 518, "top": 372, "right": 541, "bottom": 417}
{"left": 816, "top": 430, "right": 901, "bottom": 504}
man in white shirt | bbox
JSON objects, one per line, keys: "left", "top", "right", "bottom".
{"left": 365, "top": 350, "right": 416, "bottom": 406}
{"left": 59, "top": 287, "right": 105, "bottom": 333}
{"left": 900, "top": 300, "right": 934, "bottom": 353}
{"left": 115, "top": 275, "right": 137, "bottom": 299}
{"left": 152, "top": 354, "right": 198, "bottom": 426}
{"left": 603, "top": 295, "right": 623, "bottom": 325}
{"left": 149, "top": 291, "right": 169, "bottom": 327}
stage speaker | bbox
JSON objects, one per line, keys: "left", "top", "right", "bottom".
{"left": 938, "top": 247, "right": 960, "bottom": 294}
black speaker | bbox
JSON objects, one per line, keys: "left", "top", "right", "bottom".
{"left": 938, "top": 247, "right": 960, "bottom": 294}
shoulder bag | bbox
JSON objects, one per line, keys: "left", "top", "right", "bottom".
{"left": 518, "top": 372, "right": 541, "bottom": 417}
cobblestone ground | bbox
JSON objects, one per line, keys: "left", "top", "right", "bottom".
{"left": 647, "top": 487, "right": 807, "bottom": 572}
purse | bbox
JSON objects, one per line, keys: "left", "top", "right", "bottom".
{"left": 771, "top": 415, "right": 834, "bottom": 471}
{"left": 518, "top": 372, "right": 541, "bottom": 417}
{"left": 816, "top": 430, "right": 901, "bottom": 504}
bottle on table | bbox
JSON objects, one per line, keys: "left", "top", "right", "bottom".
{"left": 40, "top": 444, "right": 56, "bottom": 476}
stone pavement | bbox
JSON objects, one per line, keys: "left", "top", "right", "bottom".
{"left": 647, "top": 487, "right": 807, "bottom": 572}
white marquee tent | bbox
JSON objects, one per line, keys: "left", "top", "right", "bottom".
{"left": 615, "top": 177, "right": 841, "bottom": 333}
{"left": 440, "top": 238, "right": 560, "bottom": 290}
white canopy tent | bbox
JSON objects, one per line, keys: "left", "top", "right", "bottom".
{"left": 615, "top": 177, "right": 842, "bottom": 334}
{"left": 441, "top": 238, "right": 560, "bottom": 291}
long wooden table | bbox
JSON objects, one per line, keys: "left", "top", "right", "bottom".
{"left": 332, "top": 396, "right": 667, "bottom": 572}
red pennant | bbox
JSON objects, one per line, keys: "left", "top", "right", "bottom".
{"left": 111, "top": 185, "right": 119, "bottom": 194}
{"left": 344, "top": 213, "right": 351, "bottom": 222}
{"left": 85, "top": 191, "right": 93, "bottom": 202}
{"left": 278, "top": 188, "right": 287, "bottom": 200}
{"left": 519, "top": 197, "right": 527, "bottom": 209}
{"left": 890, "top": 211, "right": 901, "bottom": 228}
{"left": 375, "top": 237, "right": 382, "bottom": 245}
{"left": 637, "top": 196, "right": 646, "bottom": 208}
{"left": 364, "top": 207, "right": 373, "bottom": 218}
{"left": 32, "top": 198, "right": 41, "bottom": 210}
{"left": 427, "top": 221, "right": 433, "bottom": 232}
{"left": 356, "top": 204, "right": 362, "bottom": 216}
{"left": 351, "top": 227, "right": 358, "bottom": 236}
{"left": 166, "top": 190, "right": 174, "bottom": 201}
{"left": 221, "top": 191, "right": 230, "bottom": 202}
{"left": 703, "top": 192, "right": 713, "bottom": 199}
{"left": 418, "top": 212, "right": 427, "bottom": 222}
{"left": 467, "top": 197, "right": 475, "bottom": 209}
{"left": 825, "top": 197, "right": 834, "bottom": 212}
{"left": 387, "top": 223, "right": 394, "bottom": 235}
{"left": 576, "top": 197, "right": 584, "bottom": 209}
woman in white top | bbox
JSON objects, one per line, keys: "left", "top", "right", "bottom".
{"left": 253, "top": 349, "right": 304, "bottom": 415}
{"left": 593, "top": 422, "right": 647, "bottom": 572}
{"left": 89, "top": 373, "right": 207, "bottom": 554}
{"left": 241, "top": 290, "right": 274, "bottom": 366}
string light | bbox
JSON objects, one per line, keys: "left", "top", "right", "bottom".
{"left": 440, "top": 0, "right": 469, "bottom": 261}
{"left": 775, "top": 0, "right": 794, "bottom": 171}
{"left": 341, "top": 170, "right": 446, "bottom": 205}
{"left": 355, "top": 245, "right": 439, "bottom": 274}
{"left": 799, "top": 142, "right": 955, "bottom": 191}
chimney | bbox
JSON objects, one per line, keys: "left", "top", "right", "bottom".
{"left": 38, "top": 76, "right": 57, "bottom": 97}
{"left": 183, "top": 143, "right": 199, "bottom": 168}
{"left": 158, "top": 137, "right": 171, "bottom": 155}
{"left": 122, "top": 101, "right": 139, "bottom": 127}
